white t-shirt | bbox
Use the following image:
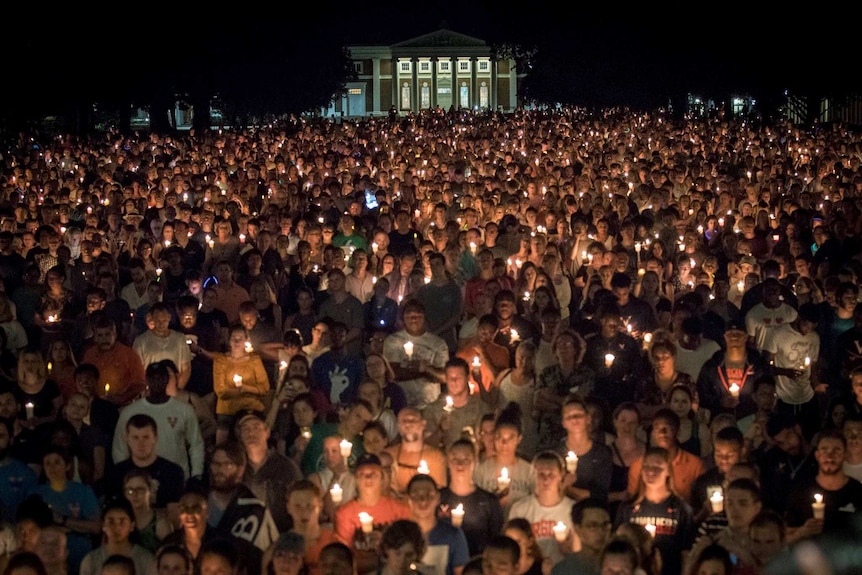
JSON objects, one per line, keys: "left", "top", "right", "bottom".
{"left": 763, "top": 324, "right": 819, "bottom": 405}
{"left": 133, "top": 329, "right": 192, "bottom": 371}
{"left": 474, "top": 458, "right": 535, "bottom": 515}
{"left": 383, "top": 329, "right": 449, "bottom": 409}
{"left": 508, "top": 495, "right": 575, "bottom": 566}
{"left": 675, "top": 340, "right": 721, "bottom": 381}
{"left": 745, "top": 303, "right": 798, "bottom": 352}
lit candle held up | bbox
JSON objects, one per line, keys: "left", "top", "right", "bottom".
{"left": 710, "top": 488, "right": 724, "bottom": 513}
{"left": 812, "top": 493, "right": 825, "bottom": 519}
{"left": 729, "top": 383, "right": 740, "bottom": 398}
{"left": 497, "top": 467, "right": 511, "bottom": 491}
{"left": 358, "top": 512, "right": 374, "bottom": 533}
{"left": 104, "top": 383, "right": 111, "bottom": 396}
{"left": 553, "top": 521, "right": 568, "bottom": 542}
{"left": 233, "top": 374, "right": 243, "bottom": 388}
{"left": 330, "top": 483, "right": 343, "bottom": 504}
{"left": 444, "top": 396, "right": 454, "bottom": 413}
{"left": 25, "top": 402, "right": 34, "bottom": 420}
{"left": 340, "top": 439, "right": 353, "bottom": 459}
{"left": 509, "top": 330, "right": 520, "bottom": 343}
{"left": 417, "top": 460, "right": 430, "bottom": 475}
{"left": 645, "top": 523, "right": 656, "bottom": 538}
{"left": 244, "top": 341, "right": 254, "bottom": 353}
{"left": 566, "top": 451, "right": 578, "bottom": 474}
{"left": 403, "top": 341, "right": 414, "bottom": 360}
{"left": 604, "top": 353, "right": 615, "bottom": 368}
{"left": 450, "top": 503, "right": 465, "bottom": 527}
{"left": 300, "top": 427, "right": 312, "bottom": 439}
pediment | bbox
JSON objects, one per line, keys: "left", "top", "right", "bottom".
{"left": 393, "top": 29, "right": 487, "bottom": 49}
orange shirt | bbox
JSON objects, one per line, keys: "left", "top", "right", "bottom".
{"left": 384, "top": 443, "right": 447, "bottom": 496}
{"left": 82, "top": 343, "right": 146, "bottom": 404}
{"left": 212, "top": 282, "right": 250, "bottom": 324}
{"left": 626, "top": 448, "right": 705, "bottom": 505}
{"left": 212, "top": 352, "right": 271, "bottom": 415}
{"left": 457, "top": 342, "right": 510, "bottom": 392}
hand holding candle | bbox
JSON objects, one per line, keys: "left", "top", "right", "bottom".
{"left": 552, "top": 521, "right": 568, "bottom": 542}
{"left": 812, "top": 493, "right": 825, "bottom": 519}
{"left": 497, "top": 467, "right": 511, "bottom": 491}
{"left": 330, "top": 483, "right": 343, "bottom": 504}
{"left": 404, "top": 341, "right": 414, "bottom": 361}
{"left": 604, "top": 353, "right": 615, "bottom": 368}
{"left": 340, "top": 439, "right": 353, "bottom": 459}
{"left": 358, "top": 512, "right": 374, "bottom": 533}
{"left": 710, "top": 488, "right": 724, "bottom": 513}
{"left": 417, "top": 460, "right": 430, "bottom": 475}
{"left": 444, "top": 395, "right": 454, "bottom": 413}
{"left": 566, "top": 451, "right": 578, "bottom": 474}
{"left": 233, "top": 374, "right": 243, "bottom": 388}
{"left": 450, "top": 503, "right": 465, "bottom": 527}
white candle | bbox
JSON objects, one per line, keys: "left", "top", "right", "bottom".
{"left": 104, "top": 383, "right": 111, "bottom": 396}
{"left": 497, "top": 467, "right": 511, "bottom": 491}
{"left": 523, "top": 291, "right": 530, "bottom": 301}
{"left": 812, "top": 493, "right": 825, "bottom": 519}
{"left": 417, "top": 460, "right": 430, "bottom": 475}
{"left": 156, "top": 267, "right": 162, "bottom": 276}
{"left": 25, "top": 402, "right": 34, "bottom": 420}
{"left": 509, "top": 329, "right": 520, "bottom": 343}
{"left": 444, "top": 396, "right": 454, "bottom": 413}
{"left": 300, "top": 427, "right": 312, "bottom": 439}
{"left": 330, "top": 483, "right": 343, "bottom": 504}
{"left": 645, "top": 523, "right": 656, "bottom": 538}
{"left": 358, "top": 512, "right": 374, "bottom": 533}
{"left": 804, "top": 356, "right": 811, "bottom": 367}
{"left": 553, "top": 521, "right": 568, "bottom": 542}
{"left": 710, "top": 489, "right": 724, "bottom": 513}
{"left": 372, "top": 242, "right": 378, "bottom": 254}
{"left": 340, "top": 439, "right": 353, "bottom": 458}
{"left": 729, "top": 383, "right": 740, "bottom": 398}
{"left": 451, "top": 503, "right": 465, "bottom": 527}
{"left": 469, "top": 242, "right": 477, "bottom": 255}
{"left": 403, "top": 341, "right": 414, "bottom": 360}
{"left": 604, "top": 353, "right": 615, "bottom": 368}
{"left": 472, "top": 356, "right": 481, "bottom": 370}
{"left": 565, "top": 451, "right": 578, "bottom": 474}
{"left": 233, "top": 374, "right": 243, "bottom": 388}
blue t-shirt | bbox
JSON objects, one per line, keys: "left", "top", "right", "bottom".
{"left": 0, "top": 458, "right": 37, "bottom": 522}
{"left": 30, "top": 481, "right": 100, "bottom": 574}
{"left": 422, "top": 520, "right": 470, "bottom": 575}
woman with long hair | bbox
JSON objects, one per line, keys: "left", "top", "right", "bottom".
{"left": 283, "top": 287, "right": 319, "bottom": 347}
{"left": 472, "top": 403, "right": 536, "bottom": 514}
{"left": 79, "top": 497, "right": 157, "bottom": 575}
{"left": 122, "top": 469, "right": 173, "bottom": 553}
{"left": 607, "top": 402, "right": 647, "bottom": 512}
{"left": 46, "top": 339, "right": 77, "bottom": 401}
{"left": 634, "top": 338, "right": 696, "bottom": 426}
{"left": 495, "top": 340, "right": 539, "bottom": 456}
{"left": 13, "top": 348, "right": 61, "bottom": 429}
{"left": 667, "top": 384, "right": 711, "bottom": 458}
{"left": 615, "top": 446, "right": 696, "bottom": 575}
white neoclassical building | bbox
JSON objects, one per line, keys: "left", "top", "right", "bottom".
{"left": 324, "top": 28, "right": 523, "bottom": 118}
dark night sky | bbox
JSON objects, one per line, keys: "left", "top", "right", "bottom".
{"left": 4, "top": 1, "right": 860, "bottom": 114}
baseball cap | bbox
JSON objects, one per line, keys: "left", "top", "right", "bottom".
{"left": 234, "top": 409, "right": 266, "bottom": 431}
{"left": 725, "top": 318, "right": 746, "bottom": 332}
{"left": 354, "top": 453, "right": 382, "bottom": 473}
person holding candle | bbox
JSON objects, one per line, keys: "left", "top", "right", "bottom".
{"left": 696, "top": 319, "right": 770, "bottom": 422}
{"left": 492, "top": 291, "right": 537, "bottom": 366}
{"left": 132, "top": 302, "right": 192, "bottom": 391}
{"left": 11, "top": 348, "right": 62, "bottom": 429}
{"left": 689, "top": 426, "right": 745, "bottom": 526}
{"left": 455, "top": 314, "right": 510, "bottom": 395}
{"left": 261, "top": 481, "right": 343, "bottom": 575}
{"left": 310, "top": 435, "right": 358, "bottom": 522}
{"left": 501, "top": 518, "right": 545, "bottom": 575}
{"left": 556, "top": 395, "right": 613, "bottom": 504}
{"left": 633, "top": 337, "right": 697, "bottom": 427}
{"left": 685, "top": 478, "right": 763, "bottom": 574}
{"left": 405, "top": 474, "right": 470, "bottom": 575}
{"left": 439, "top": 438, "right": 504, "bottom": 557}
{"left": 81, "top": 316, "right": 147, "bottom": 408}
{"left": 376, "top": 519, "right": 425, "bottom": 575}
{"left": 384, "top": 407, "right": 447, "bottom": 496}
{"left": 333, "top": 453, "right": 411, "bottom": 575}
{"left": 211, "top": 324, "right": 270, "bottom": 444}
{"left": 583, "top": 306, "right": 645, "bottom": 416}
{"left": 300, "top": 399, "right": 374, "bottom": 477}
{"left": 615, "top": 446, "right": 696, "bottom": 575}
{"left": 784, "top": 428, "right": 862, "bottom": 543}
{"left": 423, "top": 358, "right": 494, "bottom": 452}
{"left": 550, "top": 498, "right": 612, "bottom": 575}
{"left": 382, "top": 300, "right": 449, "bottom": 410}
{"left": 473, "top": 403, "right": 535, "bottom": 514}
{"left": 506, "top": 451, "right": 574, "bottom": 568}
{"left": 762, "top": 302, "right": 823, "bottom": 442}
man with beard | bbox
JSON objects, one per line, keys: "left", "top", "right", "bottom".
{"left": 81, "top": 316, "right": 146, "bottom": 408}
{"left": 785, "top": 428, "right": 862, "bottom": 543}
{"left": 206, "top": 440, "right": 278, "bottom": 559}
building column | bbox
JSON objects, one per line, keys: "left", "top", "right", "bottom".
{"left": 372, "top": 58, "right": 381, "bottom": 115}
{"left": 411, "top": 58, "right": 419, "bottom": 112}
{"left": 491, "top": 58, "right": 498, "bottom": 110}
{"left": 509, "top": 58, "right": 517, "bottom": 111}
{"left": 471, "top": 57, "right": 478, "bottom": 109}
{"left": 451, "top": 57, "right": 458, "bottom": 109}
{"left": 431, "top": 57, "right": 437, "bottom": 109}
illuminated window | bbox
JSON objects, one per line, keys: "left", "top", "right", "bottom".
{"left": 419, "top": 61, "right": 430, "bottom": 72}
{"left": 460, "top": 82, "right": 469, "bottom": 108}
{"left": 459, "top": 60, "right": 470, "bottom": 72}
{"left": 479, "top": 60, "right": 489, "bottom": 72}
{"left": 439, "top": 61, "right": 450, "bottom": 73}
{"left": 401, "top": 82, "right": 411, "bottom": 109}
{"left": 479, "top": 82, "right": 489, "bottom": 108}
{"left": 400, "top": 61, "right": 411, "bottom": 73}
{"left": 348, "top": 88, "right": 362, "bottom": 95}
{"left": 421, "top": 83, "right": 430, "bottom": 108}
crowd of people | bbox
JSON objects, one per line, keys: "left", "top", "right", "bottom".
{"left": 0, "top": 105, "right": 861, "bottom": 575}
